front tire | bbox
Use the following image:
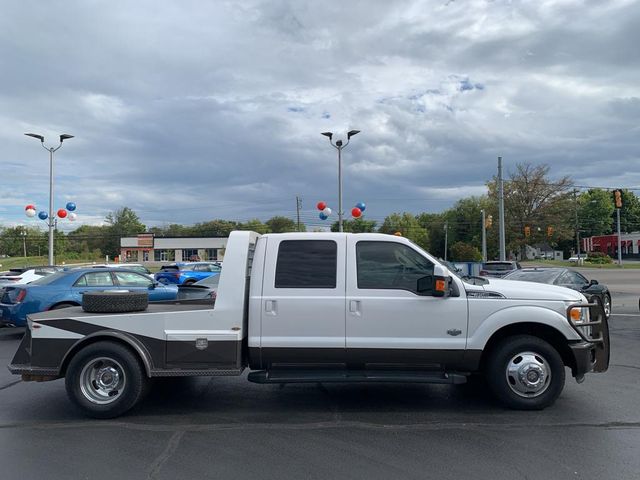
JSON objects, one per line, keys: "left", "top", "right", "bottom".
{"left": 65, "top": 341, "right": 148, "bottom": 419}
{"left": 485, "top": 335, "right": 565, "bottom": 410}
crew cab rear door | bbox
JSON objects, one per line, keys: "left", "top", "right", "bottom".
{"left": 260, "top": 235, "right": 346, "bottom": 368}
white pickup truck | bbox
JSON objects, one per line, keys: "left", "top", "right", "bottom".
{"left": 9, "top": 231, "right": 609, "bottom": 418}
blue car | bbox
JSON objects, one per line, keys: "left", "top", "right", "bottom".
{"left": 0, "top": 268, "right": 178, "bottom": 327}
{"left": 154, "top": 262, "right": 221, "bottom": 285}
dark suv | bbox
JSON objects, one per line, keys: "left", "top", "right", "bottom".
{"left": 479, "top": 261, "right": 521, "bottom": 278}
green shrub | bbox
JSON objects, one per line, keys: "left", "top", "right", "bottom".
{"left": 585, "top": 252, "right": 613, "bottom": 264}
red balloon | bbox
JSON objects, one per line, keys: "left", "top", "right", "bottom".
{"left": 351, "top": 207, "right": 362, "bottom": 218}
{"left": 317, "top": 201, "right": 327, "bottom": 211}
{"left": 57, "top": 209, "right": 68, "bottom": 218}
{"left": 25, "top": 204, "right": 35, "bottom": 211}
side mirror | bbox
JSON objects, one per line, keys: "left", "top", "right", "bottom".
{"left": 149, "top": 282, "right": 157, "bottom": 290}
{"left": 589, "top": 279, "right": 598, "bottom": 286}
{"left": 434, "top": 264, "right": 450, "bottom": 297}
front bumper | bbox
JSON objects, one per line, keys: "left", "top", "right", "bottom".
{"left": 566, "top": 299, "right": 610, "bottom": 375}
{"left": 569, "top": 341, "right": 597, "bottom": 377}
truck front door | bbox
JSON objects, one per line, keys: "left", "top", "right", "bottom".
{"left": 260, "top": 236, "right": 346, "bottom": 368}
{"left": 345, "top": 238, "right": 468, "bottom": 370}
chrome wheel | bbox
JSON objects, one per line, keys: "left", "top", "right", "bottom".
{"left": 79, "top": 357, "right": 127, "bottom": 405}
{"left": 505, "top": 351, "right": 551, "bottom": 398}
{"left": 603, "top": 295, "right": 611, "bottom": 318}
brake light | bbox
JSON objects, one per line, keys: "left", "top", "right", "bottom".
{"left": 210, "top": 291, "right": 217, "bottom": 300}
{"left": 15, "top": 290, "right": 27, "bottom": 303}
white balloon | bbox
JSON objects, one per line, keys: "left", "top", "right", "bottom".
{"left": 322, "top": 207, "right": 332, "bottom": 216}
{"left": 25, "top": 209, "right": 36, "bottom": 218}
{"left": 68, "top": 212, "right": 78, "bottom": 221}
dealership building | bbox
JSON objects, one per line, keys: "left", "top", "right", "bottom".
{"left": 119, "top": 234, "right": 227, "bottom": 264}
{"left": 582, "top": 232, "right": 640, "bottom": 258}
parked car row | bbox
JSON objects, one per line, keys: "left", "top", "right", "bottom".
{"left": 154, "top": 261, "right": 221, "bottom": 285}
{"left": 0, "top": 260, "right": 223, "bottom": 328}
{"left": 0, "top": 267, "right": 180, "bottom": 327}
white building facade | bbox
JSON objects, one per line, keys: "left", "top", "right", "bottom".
{"left": 120, "top": 234, "right": 227, "bottom": 264}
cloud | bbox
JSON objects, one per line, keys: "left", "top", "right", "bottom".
{"left": 0, "top": 0, "right": 639, "bottom": 233}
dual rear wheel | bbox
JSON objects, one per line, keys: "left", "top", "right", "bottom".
{"left": 65, "top": 341, "right": 148, "bottom": 419}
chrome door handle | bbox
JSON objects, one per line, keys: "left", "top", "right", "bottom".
{"left": 349, "top": 300, "right": 361, "bottom": 315}
{"left": 265, "top": 300, "right": 277, "bottom": 315}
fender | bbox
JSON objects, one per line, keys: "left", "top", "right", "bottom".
{"left": 467, "top": 304, "right": 581, "bottom": 351}
{"left": 60, "top": 330, "right": 155, "bottom": 377}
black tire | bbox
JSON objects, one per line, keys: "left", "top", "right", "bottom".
{"left": 82, "top": 291, "right": 148, "bottom": 313}
{"left": 183, "top": 279, "right": 197, "bottom": 285}
{"left": 65, "top": 341, "right": 148, "bottom": 419}
{"left": 50, "top": 302, "right": 78, "bottom": 310}
{"left": 485, "top": 335, "right": 565, "bottom": 410}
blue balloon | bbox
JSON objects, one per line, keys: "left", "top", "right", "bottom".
{"left": 319, "top": 212, "right": 328, "bottom": 220}
{"left": 356, "top": 202, "right": 366, "bottom": 212}
{"left": 38, "top": 211, "right": 48, "bottom": 220}
{"left": 66, "top": 202, "right": 76, "bottom": 211}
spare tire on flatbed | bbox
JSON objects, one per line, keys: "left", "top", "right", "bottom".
{"left": 82, "top": 291, "right": 148, "bottom": 313}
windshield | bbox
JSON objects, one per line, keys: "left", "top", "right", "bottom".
{"left": 29, "top": 271, "right": 68, "bottom": 285}
{"left": 482, "top": 262, "right": 514, "bottom": 271}
{"left": 505, "top": 270, "right": 559, "bottom": 283}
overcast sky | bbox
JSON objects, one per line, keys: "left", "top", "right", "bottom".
{"left": 1, "top": 0, "right": 639, "bottom": 232}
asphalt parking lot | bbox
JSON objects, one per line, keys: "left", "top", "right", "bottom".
{"left": 0, "top": 268, "right": 639, "bottom": 480}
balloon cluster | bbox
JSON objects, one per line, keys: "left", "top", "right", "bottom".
{"left": 25, "top": 202, "right": 78, "bottom": 222}
{"left": 316, "top": 201, "right": 332, "bottom": 220}
{"left": 351, "top": 202, "right": 366, "bottom": 218}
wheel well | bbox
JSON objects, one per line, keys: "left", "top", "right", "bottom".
{"left": 60, "top": 335, "right": 151, "bottom": 378}
{"left": 480, "top": 323, "right": 576, "bottom": 373}
{"left": 49, "top": 301, "right": 80, "bottom": 310}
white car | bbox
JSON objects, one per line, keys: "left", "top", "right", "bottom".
{"left": 0, "top": 267, "right": 60, "bottom": 286}
{"left": 568, "top": 255, "right": 587, "bottom": 263}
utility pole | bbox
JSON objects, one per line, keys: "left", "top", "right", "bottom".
{"left": 22, "top": 227, "right": 27, "bottom": 258}
{"left": 574, "top": 189, "right": 581, "bottom": 261}
{"left": 444, "top": 221, "right": 448, "bottom": 261}
{"left": 614, "top": 189, "right": 623, "bottom": 266}
{"left": 296, "top": 196, "right": 302, "bottom": 232}
{"left": 498, "top": 156, "right": 506, "bottom": 261}
{"left": 481, "top": 209, "right": 487, "bottom": 262}
{"left": 617, "top": 207, "right": 622, "bottom": 266}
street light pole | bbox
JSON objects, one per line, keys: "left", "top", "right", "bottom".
{"left": 25, "top": 133, "right": 74, "bottom": 265}
{"left": 481, "top": 209, "right": 487, "bottom": 262}
{"left": 321, "top": 130, "right": 360, "bottom": 232}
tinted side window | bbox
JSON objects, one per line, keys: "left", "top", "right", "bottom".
{"left": 275, "top": 240, "right": 337, "bottom": 288}
{"left": 356, "top": 241, "right": 434, "bottom": 294}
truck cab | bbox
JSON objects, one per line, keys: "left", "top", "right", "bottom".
{"left": 9, "top": 231, "right": 609, "bottom": 418}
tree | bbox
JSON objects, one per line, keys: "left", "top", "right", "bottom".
{"left": 238, "top": 219, "right": 270, "bottom": 234}
{"left": 417, "top": 212, "right": 447, "bottom": 257}
{"left": 615, "top": 189, "right": 640, "bottom": 234}
{"left": 0, "top": 226, "right": 46, "bottom": 258}
{"left": 578, "top": 189, "right": 614, "bottom": 237}
{"left": 191, "top": 220, "right": 238, "bottom": 237}
{"left": 330, "top": 217, "right": 377, "bottom": 233}
{"left": 450, "top": 241, "right": 482, "bottom": 262}
{"left": 379, "top": 213, "right": 429, "bottom": 249}
{"left": 104, "top": 207, "right": 146, "bottom": 256}
{"left": 265, "top": 216, "right": 300, "bottom": 233}
{"left": 488, "top": 163, "right": 574, "bottom": 257}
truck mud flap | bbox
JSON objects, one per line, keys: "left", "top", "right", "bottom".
{"left": 566, "top": 298, "right": 610, "bottom": 373}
